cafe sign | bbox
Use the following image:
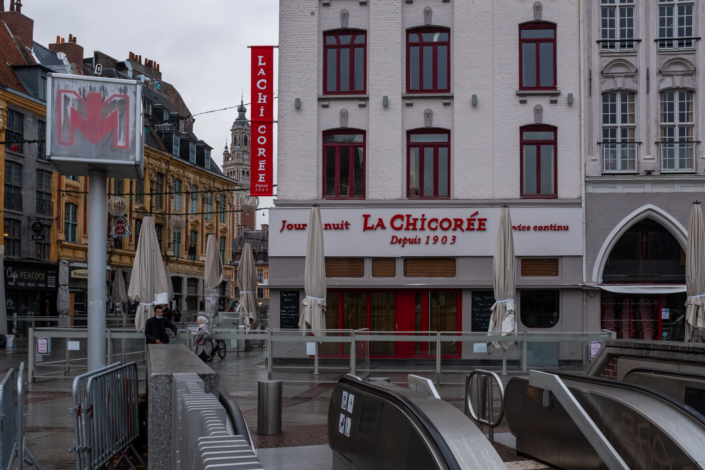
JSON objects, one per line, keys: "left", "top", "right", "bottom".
{"left": 5, "top": 263, "right": 58, "bottom": 291}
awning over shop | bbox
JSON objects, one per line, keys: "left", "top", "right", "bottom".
{"left": 599, "top": 285, "right": 687, "bottom": 295}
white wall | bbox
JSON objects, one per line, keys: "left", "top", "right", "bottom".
{"left": 278, "top": 0, "right": 582, "bottom": 201}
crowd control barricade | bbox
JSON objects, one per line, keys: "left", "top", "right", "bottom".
{"left": 0, "top": 368, "right": 15, "bottom": 469}
{"left": 72, "top": 362, "right": 144, "bottom": 470}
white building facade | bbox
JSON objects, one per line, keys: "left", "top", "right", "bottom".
{"left": 270, "top": 0, "right": 585, "bottom": 363}
{"left": 583, "top": 0, "right": 705, "bottom": 343}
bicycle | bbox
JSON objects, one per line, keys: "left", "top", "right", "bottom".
{"left": 207, "top": 338, "right": 227, "bottom": 361}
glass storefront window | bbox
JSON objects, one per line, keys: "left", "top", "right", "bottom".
{"left": 430, "top": 292, "right": 458, "bottom": 355}
{"left": 520, "top": 290, "right": 560, "bottom": 328}
{"left": 601, "top": 292, "right": 685, "bottom": 342}
{"left": 371, "top": 292, "right": 395, "bottom": 356}
{"left": 342, "top": 291, "right": 367, "bottom": 355}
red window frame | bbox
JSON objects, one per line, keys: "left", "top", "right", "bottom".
{"left": 322, "top": 289, "right": 462, "bottom": 359}
{"left": 323, "top": 29, "right": 367, "bottom": 95}
{"left": 406, "top": 27, "right": 451, "bottom": 94}
{"left": 407, "top": 129, "right": 451, "bottom": 199}
{"left": 519, "top": 22, "right": 557, "bottom": 91}
{"left": 520, "top": 124, "right": 558, "bottom": 199}
{"left": 322, "top": 129, "right": 366, "bottom": 199}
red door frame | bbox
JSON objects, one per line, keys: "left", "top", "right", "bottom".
{"left": 323, "top": 288, "right": 462, "bottom": 359}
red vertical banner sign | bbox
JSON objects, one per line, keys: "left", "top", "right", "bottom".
{"left": 250, "top": 46, "right": 275, "bottom": 196}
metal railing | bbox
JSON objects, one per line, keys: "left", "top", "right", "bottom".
{"left": 601, "top": 142, "right": 638, "bottom": 173}
{"left": 660, "top": 142, "right": 697, "bottom": 172}
{"left": 0, "top": 368, "right": 15, "bottom": 469}
{"left": 465, "top": 370, "right": 505, "bottom": 443}
{"left": 70, "top": 362, "right": 144, "bottom": 470}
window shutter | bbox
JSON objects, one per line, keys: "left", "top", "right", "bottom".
{"left": 325, "top": 258, "right": 364, "bottom": 278}
{"left": 521, "top": 259, "right": 559, "bottom": 277}
{"left": 372, "top": 258, "right": 396, "bottom": 278}
{"left": 403, "top": 258, "right": 456, "bottom": 278}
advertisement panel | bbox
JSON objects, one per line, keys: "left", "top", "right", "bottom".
{"left": 46, "top": 74, "right": 144, "bottom": 179}
{"left": 250, "top": 46, "right": 275, "bottom": 196}
{"left": 270, "top": 207, "right": 583, "bottom": 257}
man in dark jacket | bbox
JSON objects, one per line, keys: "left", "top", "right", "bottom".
{"left": 145, "top": 305, "right": 178, "bottom": 344}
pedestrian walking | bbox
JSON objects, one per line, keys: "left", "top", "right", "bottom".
{"left": 193, "top": 316, "right": 213, "bottom": 363}
{"left": 144, "top": 305, "right": 177, "bottom": 344}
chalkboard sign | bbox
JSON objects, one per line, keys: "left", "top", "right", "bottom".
{"left": 280, "top": 291, "right": 300, "bottom": 329}
{"left": 471, "top": 291, "right": 496, "bottom": 332}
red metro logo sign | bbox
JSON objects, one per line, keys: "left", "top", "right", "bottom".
{"left": 57, "top": 91, "right": 130, "bottom": 148}
{"left": 250, "top": 46, "right": 275, "bottom": 196}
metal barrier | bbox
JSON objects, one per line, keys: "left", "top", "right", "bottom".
{"left": 173, "top": 374, "right": 261, "bottom": 470}
{"left": 70, "top": 362, "right": 144, "bottom": 470}
{"left": 0, "top": 368, "right": 15, "bottom": 469}
{"left": 465, "top": 370, "right": 505, "bottom": 443}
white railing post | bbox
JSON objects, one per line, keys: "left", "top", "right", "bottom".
{"left": 435, "top": 332, "right": 442, "bottom": 385}
{"left": 522, "top": 332, "right": 528, "bottom": 374}
{"left": 314, "top": 340, "right": 319, "bottom": 375}
{"left": 28, "top": 328, "right": 34, "bottom": 383}
{"left": 350, "top": 330, "right": 356, "bottom": 376}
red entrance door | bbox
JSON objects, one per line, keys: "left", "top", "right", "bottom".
{"left": 395, "top": 291, "right": 424, "bottom": 357}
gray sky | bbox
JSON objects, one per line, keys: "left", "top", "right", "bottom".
{"left": 27, "top": 0, "right": 279, "bottom": 225}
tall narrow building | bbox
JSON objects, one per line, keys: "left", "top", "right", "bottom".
{"left": 223, "top": 99, "right": 256, "bottom": 234}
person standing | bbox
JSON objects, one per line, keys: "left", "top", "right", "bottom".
{"left": 144, "top": 305, "right": 177, "bottom": 344}
{"left": 193, "top": 316, "right": 213, "bottom": 362}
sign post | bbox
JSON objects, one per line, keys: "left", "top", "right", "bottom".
{"left": 47, "top": 74, "right": 143, "bottom": 372}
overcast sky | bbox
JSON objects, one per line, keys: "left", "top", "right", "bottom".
{"left": 27, "top": 0, "right": 279, "bottom": 226}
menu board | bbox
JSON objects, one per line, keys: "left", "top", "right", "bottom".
{"left": 280, "top": 291, "right": 300, "bottom": 329}
{"left": 471, "top": 291, "right": 496, "bottom": 332}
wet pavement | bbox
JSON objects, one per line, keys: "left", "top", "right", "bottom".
{"left": 1, "top": 341, "right": 553, "bottom": 469}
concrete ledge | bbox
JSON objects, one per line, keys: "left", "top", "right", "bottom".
{"left": 147, "top": 344, "right": 219, "bottom": 470}
{"left": 586, "top": 339, "right": 705, "bottom": 379}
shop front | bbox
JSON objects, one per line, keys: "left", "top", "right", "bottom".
{"left": 269, "top": 205, "right": 584, "bottom": 362}
{"left": 5, "top": 260, "right": 58, "bottom": 334}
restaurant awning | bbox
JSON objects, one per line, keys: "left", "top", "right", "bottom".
{"left": 599, "top": 285, "right": 687, "bottom": 295}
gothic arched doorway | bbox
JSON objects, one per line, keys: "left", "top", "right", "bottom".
{"left": 601, "top": 217, "right": 686, "bottom": 342}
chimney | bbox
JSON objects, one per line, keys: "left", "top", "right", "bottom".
{"left": 0, "top": 0, "right": 33, "bottom": 47}
{"left": 261, "top": 224, "right": 269, "bottom": 239}
{"left": 49, "top": 34, "right": 84, "bottom": 72}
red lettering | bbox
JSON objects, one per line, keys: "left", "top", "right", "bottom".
{"left": 294, "top": 224, "right": 306, "bottom": 230}
{"left": 280, "top": 220, "right": 287, "bottom": 232}
{"left": 363, "top": 214, "right": 375, "bottom": 231}
{"left": 390, "top": 214, "right": 404, "bottom": 231}
{"left": 405, "top": 215, "right": 419, "bottom": 231}
{"left": 374, "top": 219, "right": 386, "bottom": 230}
{"left": 420, "top": 214, "right": 427, "bottom": 230}
{"left": 452, "top": 218, "right": 465, "bottom": 232}
{"left": 564, "top": 225, "right": 569, "bottom": 230}
{"left": 287, "top": 224, "right": 293, "bottom": 230}
{"left": 466, "top": 218, "right": 476, "bottom": 231}
{"left": 390, "top": 236, "right": 398, "bottom": 244}
{"left": 345, "top": 221, "right": 350, "bottom": 230}
{"left": 477, "top": 218, "right": 487, "bottom": 231}
{"left": 428, "top": 218, "right": 439, "bottom": 230}
{"left": 440, "top": 218, "right": 452, "bottom": 231}
{"left": 324, "top": 223, "right": 332, "bottom": 230}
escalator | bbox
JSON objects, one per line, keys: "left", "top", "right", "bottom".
{"left": 623, "top": 368, "right": 705, "bottom": 416}
{"left": 328, "top": 374, "right": 506, "bottom": 470}
{"left": 505, "top": 371, "right": 705, "bottom": 469}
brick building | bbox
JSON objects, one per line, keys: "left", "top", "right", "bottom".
{"left": 269, "top": 1, "right": 585, "bottom": 362}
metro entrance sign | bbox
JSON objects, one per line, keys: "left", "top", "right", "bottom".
{"left": 45, "top": 74, "right": 144, "bottom": 372}
{"left": 46, "top": 73, "right": 144, "bottom": 179}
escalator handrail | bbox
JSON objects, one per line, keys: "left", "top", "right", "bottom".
{"left": 623, "top": 367, "right": 705, "bottom": 383}
{"left": 339, "top": 374, "right": 461, "bottom": 470}
{"left": 553, "top": 371, "right": 705, "bottom": 427}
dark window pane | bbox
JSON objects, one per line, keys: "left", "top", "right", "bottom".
{"left": 409, "top": 148, "right": 420, "bottom": 196}
{"left": 437, "top": 32, "right": 449, "bottom": 42}
{"left": 340, "top": 48, "right": 350, "bottom": 92}
{"left": 354, "top": 35, "right": 365, "bottom": 44}
{"left": 354, "top": 48, "right": 364, "bottom": 91}
{"left": 409, "top": 34, "right": 419, "bottom": 43}
{"left": 327, "top": 49, "right": 337, "bottom": 92}
{"left": 522, "top": 43, "right": 537, "bottom": 87}
{"left": 540, "top": 145, "right": 555, "bottom": 194}
{"left": 438, "top": 148, "right": 449, "bottom": 197}
{"left": 339, "top": 147, "right": 350, "bottom": 196}
{"left": 339, "top": 35, "right": 352, "bottom": 44}
{"left": 422, "top": 33, "right": 436, "bottom": 41}
{"left": 410, "top": 47, "right": 420, "bottom": 90}
{"left": 326, "top": 36, "right": 337, "bottom": 45}
{"left": 410, "top": 134, "right": 449, "bottom": 143}
{"left": 353, "top": 148, "right": 364, "bottom": 196}
{"left": 326, "top": 147, "right": 336, "bottom": 196}
{"left": 523, "top": 145, "right": 537, "bottom": 195}
{"left": 437, "top": 45, "right": 448, "bottom": 90}
{"left": 539, "top": 43, "right": 554, "bottom": 87}
{"left": 423, "top": 147, "right": 434, "bottom": 197}
{"left": 520, "top": 290, "right": 560, "bottom": 328}
{"left": 326, "top": 134, "right": 364, "bottom": 143}
{"left": 521, "top": 29, "right": 555, "bottom": 39}
{"left": 523, "top": 131, "right": 555, "bottom": 140}
{"left": 422, "top": 46, "right": 433, "bottom": 90}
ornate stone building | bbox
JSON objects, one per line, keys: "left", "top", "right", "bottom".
{"left": 223, "top": 99, "right": 256, "bottom": 234}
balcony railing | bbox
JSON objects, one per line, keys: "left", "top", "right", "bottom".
{"left": 36, "top": 199, "right": 53, "bottom": 216}
{"left": 597, "top": 38, "right": 641, "bottom": 51}
{"left": 660, "top": 142, "right": 697, "bottom": 173}
{"left": 656, "top": 36, "right": 700, "bottom": 50}
{"left": 602, "top": 142, "right": 638, "bottom": 173}
{"left": 4, "top": 193, "right": 22, "bottom": 211}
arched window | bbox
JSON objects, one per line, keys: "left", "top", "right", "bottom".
{"left": 407, "top": 128, "right": 450, "bottom": 198}
{"left": 324, "top": 29, "right": 367, "bottom": 94}
{"left": 602, "top": 92, "right": 636, "bottom": 172}
{"left": 520, "top": 125, "right": 557, "bottom": 198}
{"left": 603, "top": 218, "right": 685, "bottom": 284}
{"left": 660, "top": 90, "right": 694, "bottom": 172}
{"left": 407, "top": 27, "right": 450, "bottom": 93}
{"left": 233, "top": 135, "right": 238, "bottom": 146}
{"left": 519, "top": 22, "right": 557, "bottom": 90}
{"left": 323, "top": 129, "right": 365, "bottom": 199}
{"left": 64, "top": 203, "right": 78, "bottom": 242}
